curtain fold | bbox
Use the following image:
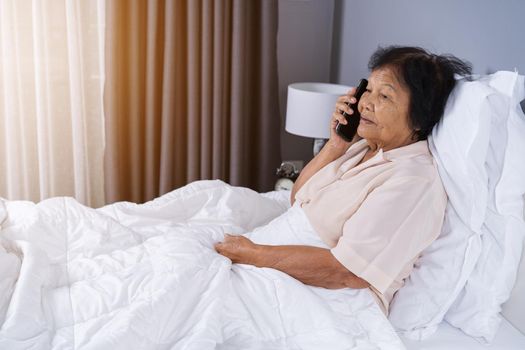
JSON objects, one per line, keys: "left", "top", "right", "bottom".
{"left": 104, "top": 0, "right": 281, "bottom": 204}
{"left": 0, "top": 0, "right": 106, "bottom": 207}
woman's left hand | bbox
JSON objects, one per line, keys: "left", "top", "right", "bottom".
{"left": 215, "top": 234, "right": 259, "bottom": 265}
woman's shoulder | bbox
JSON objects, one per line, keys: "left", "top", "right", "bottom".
{"left": 375, "top": 164, "right": 446, "bottom": 211}
{"left": 389, "top": 158, "right": 440, "bottom": 183}
{"left": 380, "top": 159, "right": 443, "bottom": 199}
{"left": 383, "top": 140, "right": 438, "bottom": 177}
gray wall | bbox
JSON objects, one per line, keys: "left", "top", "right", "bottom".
{"left": 277, "top": 0, "right": 335, "bottom": 165}
{"left": 333, "top": 0, "right": 525, "bottom": 85}
{"left": 278, "top": 0, "right": 525, "bottom": 165}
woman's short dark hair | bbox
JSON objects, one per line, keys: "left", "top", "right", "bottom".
{"left": 368, "top": 46, "right": 472, "bottom": 140}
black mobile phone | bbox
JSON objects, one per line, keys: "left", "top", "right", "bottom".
{"left": 335, "top": 78, "right": 368, "bottom": 142}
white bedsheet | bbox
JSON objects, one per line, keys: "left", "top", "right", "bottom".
{"left": 0, "top": 180, "right": 405, "bottom": 349}
{"left": 402, "top": 318, "right": 525, "bottom": 350}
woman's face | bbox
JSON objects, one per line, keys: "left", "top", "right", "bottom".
{"left": 357, "top": 66, "right": 415, "bottom": 151}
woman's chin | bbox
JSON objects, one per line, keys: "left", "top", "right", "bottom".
{"left": 357, "top": 125, "right": 373, "bottom": 140}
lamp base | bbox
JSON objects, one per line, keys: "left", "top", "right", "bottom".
{"left": 313, "top": 138, "right": 327, "bottom": 156}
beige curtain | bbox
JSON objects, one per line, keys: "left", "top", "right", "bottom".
{"left": 0, "top": 0, "right": 106, "bottom": 207}
{"left": 104, "top": 0, "right": 281, "bottom": 204}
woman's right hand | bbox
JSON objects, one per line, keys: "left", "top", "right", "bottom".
{"left": 328, "top": 87, "right": 359, "bottom": 150}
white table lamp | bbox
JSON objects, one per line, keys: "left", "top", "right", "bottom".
{"left": 285, "top": 82, "right": 351, "bottom": 155}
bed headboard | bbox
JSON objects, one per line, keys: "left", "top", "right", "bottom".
{"left": 501, "top": 200, "right": 525, "bottom": 335}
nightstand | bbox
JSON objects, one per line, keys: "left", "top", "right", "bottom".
{"left": 275, "top": 161, "right": 303, "bottom": 191}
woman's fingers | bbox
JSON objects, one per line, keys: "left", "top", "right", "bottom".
{"left": 337, "top": 91, "right": 357, "bottom": 105}
{"left": 332, "top": 110, "right": 348, "bottom": 125}
{"left": 333, "top": 102, "right": 355, "bottom": 126}
{"left": 321, "top": 87, "right": 362, "bottom": 148}
{"left": 215, "top": 234, "right": 259, "bottom": 266}
{"left": 215, "top": 234, "right": 250, "bottom": 253}
{"left": 325, "top": 87, "right": 361, "bottom": 145}
{"left": 334, "top": 89, "right": 358, "bottom": 122}
{"left": 336, "top": 101, "right": 353, "bottom": 116}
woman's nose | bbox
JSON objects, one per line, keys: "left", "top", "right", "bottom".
{"left": 361, "top": 96, "right": 373, "bottom": 112}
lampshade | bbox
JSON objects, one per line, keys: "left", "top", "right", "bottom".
{"left": 285, "top": 82, "right": 351, "bottom": 139}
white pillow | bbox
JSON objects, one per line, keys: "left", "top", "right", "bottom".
{"left": 445, "top": 72, "right": 525, "bottom": 343}
{"left": 487, "top": 72, "right": 525, "bottom": 216}
{"left": 388, "top": 75, "right": 509, "bottom": 339}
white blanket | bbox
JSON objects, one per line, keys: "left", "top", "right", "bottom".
{"left": 0, "top": 180, "right": 404, "bottom": 349}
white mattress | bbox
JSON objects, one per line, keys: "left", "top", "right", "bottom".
{"left": 402, "top": 319, "right": 525, "bottom": 350}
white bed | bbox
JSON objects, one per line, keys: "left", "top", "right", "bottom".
{"left": 402, "top": 318, "right": 525, "bottom": 350}
{"left": 1, "top": 181, "right": 523, "bottom": 349}
{"left": 0, "top": 181, "right": 406, "bottom": 349}
{"left": 401, "top": 219, "right": 525, "bottom": 349}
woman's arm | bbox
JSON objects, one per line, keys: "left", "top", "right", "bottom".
{"left": 290, "top": 139, "right": 349, "bottom": 205}
{"left": 290, "top": 88, "right": 361, "bottom": 205}
{"left": 215, "top": 235, "right": 370, "bottom": 289}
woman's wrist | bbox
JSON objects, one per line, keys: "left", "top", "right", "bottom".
{"left": 249, "top": 244, "right": 284, "bottom": 270}
{"left": 250, "top": 244, "right": 272, "bottom": 267}
{"left": 323, "top": 138, "right": 350, "bottom": 158}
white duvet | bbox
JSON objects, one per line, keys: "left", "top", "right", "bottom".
{"left": 0, "top": 180, "right": 405, "bottom": 349}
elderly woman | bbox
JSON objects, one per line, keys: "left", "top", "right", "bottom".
{"left": 215, "top": 46, "right": 472, "bottom": 314}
